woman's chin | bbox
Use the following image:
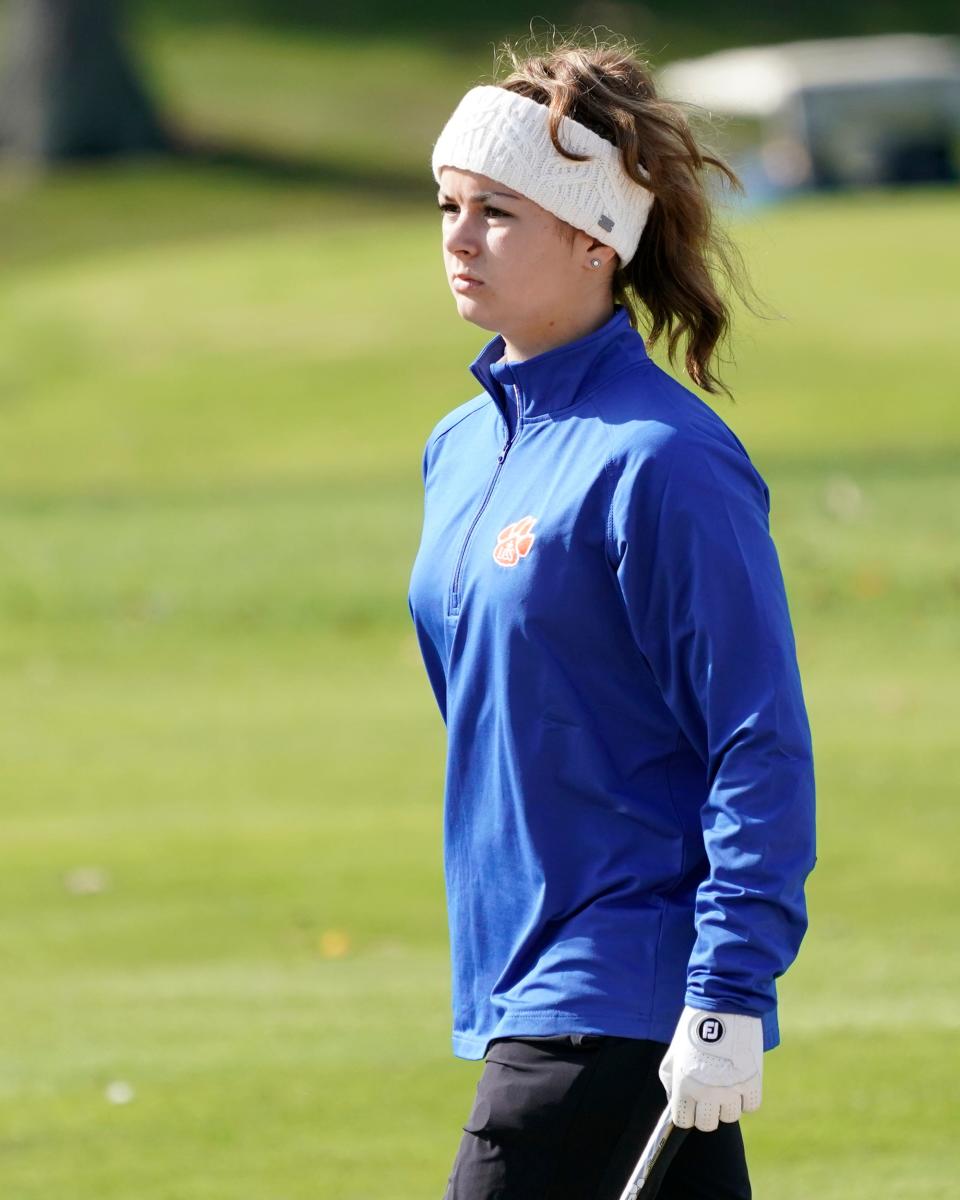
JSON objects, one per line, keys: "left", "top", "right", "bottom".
{"left": 454, "top": 294, "right": 498, "bottom": 329}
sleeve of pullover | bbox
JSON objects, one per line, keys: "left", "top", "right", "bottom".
{"left": 408, "top": 430, "right": 448, "bottom": 725}
{"left": 608, "top": 429, "right": 817, "bottom": 1019}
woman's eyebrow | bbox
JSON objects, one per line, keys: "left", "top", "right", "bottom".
{"left": 437, "top": 190, "right": 522, "bottom": 203}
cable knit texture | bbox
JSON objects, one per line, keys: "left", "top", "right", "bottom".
{"left": 431, "top": 85, "right": 655, "bottom": 266}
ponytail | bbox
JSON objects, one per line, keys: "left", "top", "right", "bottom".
{"left": 491, "top": 27, "right": 772, "bottom": 401}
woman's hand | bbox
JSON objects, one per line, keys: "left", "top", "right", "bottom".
{"left": 658, "top": 1006, "right": 763, "bottom": 1132}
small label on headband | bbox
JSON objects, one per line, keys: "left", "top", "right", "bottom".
{"left": 598, "top": 213, "right": 615, "bottom": 232}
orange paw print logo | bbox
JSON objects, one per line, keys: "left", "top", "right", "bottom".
{"left": 493, "top": 515, "right": 538, "bottom": 567}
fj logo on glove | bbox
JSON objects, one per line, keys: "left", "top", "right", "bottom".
{"left": 696, "top": 1017, "right": 725, "bottom": 1044}
{"left": 493, "top": 516, "right": 537, "bottom": 567}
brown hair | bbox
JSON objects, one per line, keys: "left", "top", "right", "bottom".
{"left": 488, "top": 27, "right": 772, "bottom": 402}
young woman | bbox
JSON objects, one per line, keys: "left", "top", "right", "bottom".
{"left": 407, "top": 33, "right": 816, "bottom": 1200}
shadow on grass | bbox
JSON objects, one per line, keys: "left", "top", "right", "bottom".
{"left": 172, "top": 131, "right": 429, "bottom": 198}
{"left": 0, "top": 132, "right": 431, "bottom": 271}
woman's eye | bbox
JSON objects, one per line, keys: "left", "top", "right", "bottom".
{"left": 437, "top": 203, "right": 509, "bottom": 217}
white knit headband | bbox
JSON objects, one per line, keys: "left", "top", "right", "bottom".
{"left": 431, "top": 84, "right": 655, "bottom": 267}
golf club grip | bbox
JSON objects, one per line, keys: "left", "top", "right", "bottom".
{"left": 617, "top": 1105, "right": 690, "bottom": 1200}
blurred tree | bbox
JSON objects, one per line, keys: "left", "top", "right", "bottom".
{"left": 125, "top": 0, "right": 960, "bottom": 43}
{"left": 0, "top": 0, "right": 170, "bottom": 163}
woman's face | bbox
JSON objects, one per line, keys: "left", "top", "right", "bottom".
{"left": 438, "top": 167, "right": 608, "bottom": 343}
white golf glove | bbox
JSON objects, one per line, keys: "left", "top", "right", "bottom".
{"left": 658, "top": 1005, "right": 763, "bottom": 1132}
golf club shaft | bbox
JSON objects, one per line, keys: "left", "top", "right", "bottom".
{"left": 617, "top": 1105, "right": 687, "bottom": 1200}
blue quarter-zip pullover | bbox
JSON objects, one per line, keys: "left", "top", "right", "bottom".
{"left": 407, "top": 304, "right": 816, "bottom": 1060}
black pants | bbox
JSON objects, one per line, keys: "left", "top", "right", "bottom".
{"left": 443, "top": 1034, "right": 751, "bottom": 1200}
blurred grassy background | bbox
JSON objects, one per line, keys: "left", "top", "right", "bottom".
{"left": 1, "top": 12, "right": 959, "bottom": 1200}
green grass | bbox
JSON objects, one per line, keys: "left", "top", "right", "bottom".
{"left": 1, "top": 100, "right": 959, "bottom": 1196}
{"left": 141, "top": 23, "right": 486, "bottom": 176}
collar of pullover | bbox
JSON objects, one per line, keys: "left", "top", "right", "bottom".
{"left": 468, "top": 304, "right": 643, "bottom": 421}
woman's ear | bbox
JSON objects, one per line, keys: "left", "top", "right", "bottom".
{"left": 584, "top": 241, "right": 617, "bottom": 271}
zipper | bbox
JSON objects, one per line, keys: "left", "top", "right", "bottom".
{"left": 449, "top": 383, "right": 522, "bottom": 613}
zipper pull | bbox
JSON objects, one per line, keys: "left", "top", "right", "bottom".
{"left": 498, "top": 443, "right": 508, "bottom": 464}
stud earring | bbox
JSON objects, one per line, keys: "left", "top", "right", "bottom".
{"left": 590, "top": 258, "right": 601, "bottom": 268}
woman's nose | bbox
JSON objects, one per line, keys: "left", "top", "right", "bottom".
{"left": 444, "top": 212, "right": 479, "bottom": 256}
